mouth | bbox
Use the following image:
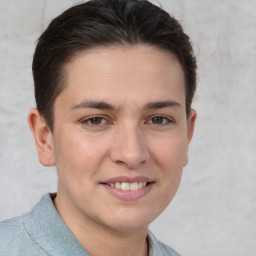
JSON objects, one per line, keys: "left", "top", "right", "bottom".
{"left": 106, "top": 181, "right": 149, "bottom": 191}
{"left": 100, "top": 177, "right": 154, "bottom": 200}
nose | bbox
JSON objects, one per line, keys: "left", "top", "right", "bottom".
{"left": 109, "top": 123, "right": 149, "bottom": 169}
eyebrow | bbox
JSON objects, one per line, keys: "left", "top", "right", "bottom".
{"left": 71, "top": 100, "right": 182, "bottom": 111}
{"left": 71, "top": 100, "right": 114, "bottom": 111}
{"left": 143, "top": 100, "right": 182, "bottom": 110}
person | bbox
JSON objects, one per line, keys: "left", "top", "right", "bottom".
{"left": 0, "top": 0, "right": 197, "bottom": 255}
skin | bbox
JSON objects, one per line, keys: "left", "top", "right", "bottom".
{"left": 28, "top": 45, "right": 196, "bottom": 256}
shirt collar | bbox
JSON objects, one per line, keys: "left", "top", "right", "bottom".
{"left": 23, "top": 193, "right": 168, "bottom": 256}
{"left": 23, "top": 193, "right": 89, "bottom": 256}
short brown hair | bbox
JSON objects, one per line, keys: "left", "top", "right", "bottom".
{"left": 32, "top": 0, "right": 197, "bottom": 130}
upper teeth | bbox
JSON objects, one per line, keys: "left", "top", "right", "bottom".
{"left": 108, "top": 181, "right": 147, "bottom": 191}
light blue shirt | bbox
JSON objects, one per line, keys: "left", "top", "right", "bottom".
{"left": 0, "top": 193, "right": 180, "bottom": 256}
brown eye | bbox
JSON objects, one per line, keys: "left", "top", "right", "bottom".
{"left": 146, "top": 116, "right": 172, "bottom": 126}
{"left": 81, "top": 116, "right": 110, "bottom": 129}
{"left": 152, "top": 116, "right": 164, "bottom": 124}
{"left": 89, "top": 117, "right": 103, "bottom": 125}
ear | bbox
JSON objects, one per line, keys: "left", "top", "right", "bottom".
{"left": 27, "top": 108, "right": 55, "bottom": 166}
{"left": 183, "top": 109, "right": 197, "bottom": 166}
{"left": 187, "top": 109, "right": 197, "bottom": 144}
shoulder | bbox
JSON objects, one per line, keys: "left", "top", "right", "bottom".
{"left": 148, "top": 230, "right": 181, "bottom": 256}
{"left": 0, "top": 212, "right": 47, "bottom": 256}
{"left": 0, "top": 215, "right": 25, "bottom": 246}
{"left": 157, "top": 240, "right": 181, "bottom": 256}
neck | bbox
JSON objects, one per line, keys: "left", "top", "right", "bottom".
{"left": 53, "top": 193, "right": 149, "bottom": 256}
{"left": 75, "top": 225, "right": 149, "bottom": 256}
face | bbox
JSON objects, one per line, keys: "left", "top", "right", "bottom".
{"left": 44, "top": 45, "right": 195, "bottom": 232}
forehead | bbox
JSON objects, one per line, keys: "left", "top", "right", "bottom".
{"left": 58, "top": 45, "right": 185, "bottom": 109}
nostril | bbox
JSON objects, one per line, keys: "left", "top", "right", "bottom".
{"left": 115, "top": 160, "right": 125, "bottom": 165}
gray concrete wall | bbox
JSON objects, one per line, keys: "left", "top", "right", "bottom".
{"left": 0, "top": 1, "right": 255, "bottom": 255}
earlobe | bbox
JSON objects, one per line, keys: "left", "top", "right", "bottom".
{"left": 27, "top": 108, "right": 55, "bottom": 166}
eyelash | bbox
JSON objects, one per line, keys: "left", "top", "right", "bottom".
{"left": 81, "top": 116, "right": 109, "bottom": 127}
{"left": 146, "top": 115, "right": 173, "bottom": 125}
{"left": 81, "top": 115, "right": 174, "bottom": 127}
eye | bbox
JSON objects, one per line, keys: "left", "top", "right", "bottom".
{"left": 81, "top": 116, "right": 108, "bottom": 127}
{"left": 146, "top": 116, "right": 173, "bottom": 125}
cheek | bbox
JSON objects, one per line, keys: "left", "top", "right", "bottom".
{"left": 53, "top": 132, "right": 110, "bottom": 181}
{"left": 152, "top": 135, "right": 188, "bottom": 168}
{"left": 152, "top": 135, "right": 187, "bottom": 200}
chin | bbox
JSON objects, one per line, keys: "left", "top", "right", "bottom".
{"left": 108, "top": 220, "right": 149, "bottom": 232}
{"left": 103, "top": 208, "right": 157, "bottom": 232}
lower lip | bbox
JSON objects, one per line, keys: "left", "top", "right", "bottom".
{"left": 101, "top": 183, "right": 154, "bottom": 201}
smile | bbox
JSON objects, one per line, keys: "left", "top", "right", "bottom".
{"left": 107, "top": 181, "right": 147, "bottom": 191}
{"left": 101, "top": 176, "right": 154, "bottom": 200}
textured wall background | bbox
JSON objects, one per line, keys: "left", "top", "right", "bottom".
{"left": 0, "top": 0, "right": 255, "bottom": 255}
